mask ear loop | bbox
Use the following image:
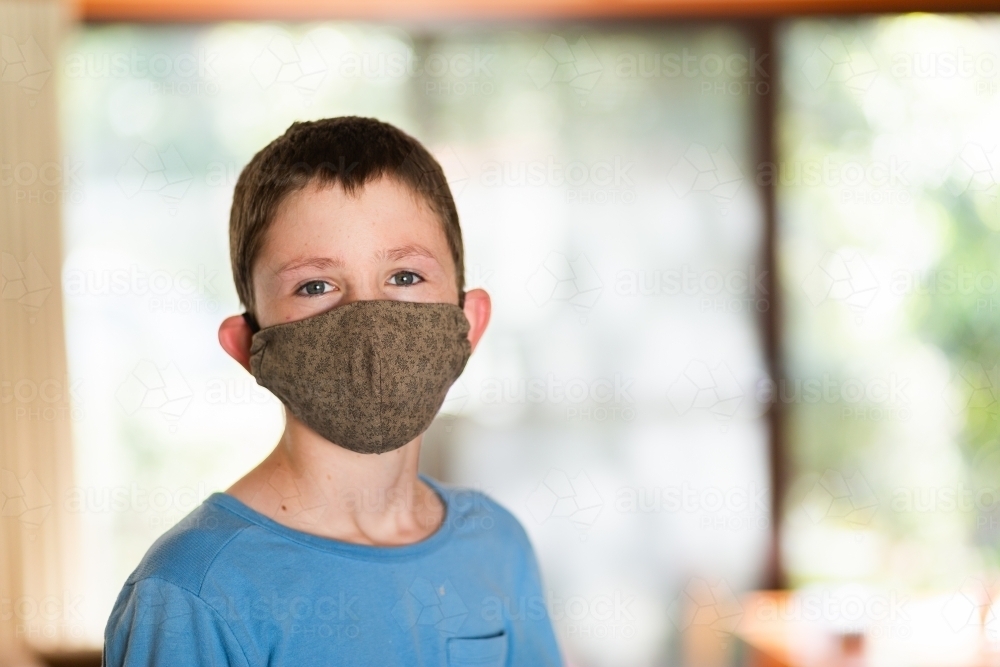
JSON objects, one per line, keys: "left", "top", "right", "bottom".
{"left": 458, "top": 290, "right": 466, "bottom": 308}
{"left": 242, "top": 312, "right": 261, "bottom": 334}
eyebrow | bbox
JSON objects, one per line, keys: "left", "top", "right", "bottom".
{"left": 377, "top": 244, "right": 441, "bottom": 265}
{"left": 275, "top": 256, "right": 345, "bottom": 276}
{"left": 273, "top": 245, "right": 441, "bottom": 277}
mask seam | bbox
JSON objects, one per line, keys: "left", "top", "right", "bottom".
{"left": 251, "top": 340, "right": 266, "bottom": 390}
{"left": 371, "top": 312, "right": 384, "bottom": 451}
{"left": 255, "top": 341, "right": 290, "bottom": 421}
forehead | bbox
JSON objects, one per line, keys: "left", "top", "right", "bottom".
{"left": 261, "top": 176, "right": 448, "bottom": 257}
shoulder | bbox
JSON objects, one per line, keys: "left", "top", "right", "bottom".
{"left": 428, "top": 477, "right": 535, "bottom": 549}
{"left": 126, "top": 494, "right": 252, "bottom": 596}
{"left": 105, "top": 573, "right": 253, "bottom": 667}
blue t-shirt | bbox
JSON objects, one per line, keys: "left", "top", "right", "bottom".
{"left": 103, "top": 476, "right": 562, "bottom": 667}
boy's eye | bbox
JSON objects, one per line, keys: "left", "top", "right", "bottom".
{"left": 298, "top": 280, "right": 331, "bottom": 296}
{"left": 389, "top": 271, "right": 422, "bottom": 287}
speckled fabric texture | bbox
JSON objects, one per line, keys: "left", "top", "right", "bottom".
{"left": 249, "top": 300, "right": 471, "bottom": 454}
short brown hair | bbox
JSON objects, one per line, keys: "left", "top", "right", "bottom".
{"left": 229, "top": 116, "right": 464, "bottom": 316}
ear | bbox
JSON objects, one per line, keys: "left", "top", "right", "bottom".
{"left": 219, "top": 314, "right": 254, "bottom": 373}
{"left": 462, "top": 288, "right": 491, "bottom": 353}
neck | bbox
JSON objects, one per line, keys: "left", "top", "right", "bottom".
{"left": 227, "top": 412, "right": 444, "bottom": 546}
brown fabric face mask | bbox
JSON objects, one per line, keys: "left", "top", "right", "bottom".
{"left": 246, "top": 300, "right": 471, "bottom": 455}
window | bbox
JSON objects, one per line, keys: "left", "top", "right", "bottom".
{"left": 62, "top": 22, "right": 769, "bottom": 664}
{"left": 779, "top": 16, "right": 1000, "bottom": 590}
{"left": 56, "top": 11, "right": 1000, "bottom": 666}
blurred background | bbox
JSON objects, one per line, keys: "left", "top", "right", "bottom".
{"left": 2, "top": 1, "right": 1000, "bottom": 666}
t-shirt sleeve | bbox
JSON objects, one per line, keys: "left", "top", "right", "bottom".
{"left": 104, "top": 577, "right": 250, "bottom": 667}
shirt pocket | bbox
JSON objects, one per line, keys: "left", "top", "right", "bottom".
{"left": 446, "top": 630, "right": 508, "bottom": 667}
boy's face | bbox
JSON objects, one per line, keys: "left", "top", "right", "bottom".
{"left": 253, "top": 176, "right": 460, "bottom": 328}
{"left": 218, "top": 175, "right": 490, "bottom": 376}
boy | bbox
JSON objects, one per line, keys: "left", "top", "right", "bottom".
{"left": 103, "top": 117, "right": 563, "bottom": 666}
